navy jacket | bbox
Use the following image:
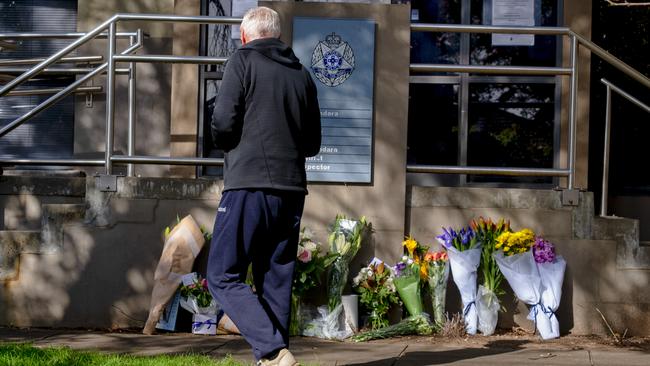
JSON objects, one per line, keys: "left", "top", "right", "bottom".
{"left": 211, "top": 37, "right": 321, "bottom": 193}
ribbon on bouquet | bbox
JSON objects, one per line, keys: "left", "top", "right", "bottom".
{"left": 463, "top": 300, "right": 476, "bottom": 317}
{"left": 528, "top": 301, "right": 555, "bottom": 333}
{"left": 192, "top": 318, "right": 217, "bottom": 331}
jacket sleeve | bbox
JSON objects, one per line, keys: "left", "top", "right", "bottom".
{"left": 302, "top": 74, "right": 322, "bottom": 157}
{"left": 211, "top": 52, "right": 246, "bottom": 151}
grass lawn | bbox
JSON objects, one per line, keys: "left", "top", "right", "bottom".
{"left": 0, "top": 343, "right": 248, "bottom": 366}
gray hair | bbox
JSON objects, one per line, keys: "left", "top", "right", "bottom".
{"left": 241, "top": 6, "right": 281, "bottom": 40}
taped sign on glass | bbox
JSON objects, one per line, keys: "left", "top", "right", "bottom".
{"left": 293, "top": 18, "right": 376, "bottom": 183}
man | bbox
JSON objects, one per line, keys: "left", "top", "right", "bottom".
{"left": 207, "top": 6, "right": 321, "bottom": 366}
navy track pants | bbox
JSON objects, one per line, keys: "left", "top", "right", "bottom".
{"left": 207, "top": 189, "right": 305, "bottom": 360}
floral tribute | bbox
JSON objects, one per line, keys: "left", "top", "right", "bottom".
{"left": 423, "top": 251, "right": 449, "bottom": 328}
{"left": 290, "top": 228, "right": 338, "bottom": 336}
{"left": 437, "top": 226, "right": 482, "bottom": 335}
{"left": 493, "top": 228, "right": 566, "bottom": 340}
{"left": 471, "top": 217, "right": 510, "bottom": 335}
{"left": 352, "top": 260, "right": 399, "bottom": 330}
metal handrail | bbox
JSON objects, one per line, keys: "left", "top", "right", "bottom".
{"left": 6, "top": 86, "right": 102, "bottom": 97}
{"left": 0, "top": 32, "right": 139, "bottom": 40}
{"left": 0, "top": 56, "right": 103, "bottom": 66}
{"left": 600, "top": 78, "right": 650, "bottom": 217}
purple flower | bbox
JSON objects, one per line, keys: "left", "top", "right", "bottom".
{"left": 459, "top": 227, "right": 475, "bottom": 245}
{"left": 533, "top": 236, "right": 556, "bottom": 263}
{"left": 436, "top": 227, "right": 456, "bottom": 249}
{"left": 393, "top": 261, "right": 407, "bottom": 277}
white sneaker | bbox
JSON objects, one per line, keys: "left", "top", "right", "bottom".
{"left": 257, "top": 348, "right": 299, "bottom": 366}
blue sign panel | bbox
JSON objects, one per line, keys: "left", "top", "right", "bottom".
{"left": 293, "top": 18, "right": 376, "bottom": 183}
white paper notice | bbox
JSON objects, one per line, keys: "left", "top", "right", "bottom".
{"left": 492, "top": 0, "right": 535, "bottom": 46}
{"left": 231, "top": 0, "right": 258, "bottom": 40}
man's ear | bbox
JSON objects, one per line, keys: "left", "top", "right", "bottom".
{"left": 240, "top": 28, "right": 247, "bottom": 45}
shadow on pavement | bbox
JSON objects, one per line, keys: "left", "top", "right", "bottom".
{"left": 343, "top": 339, "right": 530, "bottom": 366}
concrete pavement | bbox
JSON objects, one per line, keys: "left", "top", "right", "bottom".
{"left": 0, "top": 327, "right": 648, "bottom": 365}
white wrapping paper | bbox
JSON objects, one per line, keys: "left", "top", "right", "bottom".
{"left": 536, "top": 256, "right": 566, "bottom": 339}
{"left": 447, "top": 246, "right": 482, "bottom": 335}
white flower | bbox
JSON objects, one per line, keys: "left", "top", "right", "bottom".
{"left": 304, "top": 241, "right": 318, "bottom": 254}
{"left": 401, "top": 255, "right": 409, "bottom": 262}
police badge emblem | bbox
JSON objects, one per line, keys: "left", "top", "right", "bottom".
{"left": 311, "top": 32, "right": 355, "bottom": 87}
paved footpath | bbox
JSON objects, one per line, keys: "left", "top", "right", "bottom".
{"left": 1, "top": 327, "right": 649, "bottom": 365}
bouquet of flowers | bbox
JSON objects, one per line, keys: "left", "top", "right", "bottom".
{"left": 352, "top": 260, "right": 399, "bottom": 330}
{"left": 533, "top": 237, "right": 566, "bottom": 339}
{"left": 393, "top": 255, "right": 425, "bottom": 317}
{"left": 471, "top": 217, "right": 510, "bottom": 335}
{"left": 327, "top": 215, "right": 372, "bottom": 312}
{"left": 290, "top": 228, "right": 338, "bottom": 336}
{"left": 437, "top": 226, "right": 482, "bottom": 334}
{"left": 493, "top": 228, "right": 549, "bottom": 338}
{"left": 423, "top": 251, "right": 449, "bottom": 328}
{"left": 179, "top": 273, "right": 218, "bottom": 335}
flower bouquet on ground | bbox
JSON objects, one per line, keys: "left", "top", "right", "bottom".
{"left": 290, "top": 228, "right": 338, "bottom": 336}
{"left": 351, "top": 255, "right": 433, "bottom": 342}
{"left": 533, "top": 237, "right": 566, "bottom": 339}
{"left": 424, "top": 251, "right": 449, "bottom": 329}
{"left": 327, "top": 215, "right": 372, "bottom": 312}
{"left": 302, "top": 215, "right": 371, "bottom": 340}
{"left": 471, "top": 217, "right": 510, "bottom": 335}
{"left": 493, "top": 228, "right": 548, "bottom": 338}
{"left": 352, "top": 259, "right": 399, "bottom": 330}
{"left": 437, "top": 227, "right": 482, "bottom": 335}
{"left": 179, "top": 273, "right": 219, "bottom": 335}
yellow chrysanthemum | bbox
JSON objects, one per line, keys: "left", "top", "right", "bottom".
{"left": 420, "top": 263, "right": 428, "bottom": 280}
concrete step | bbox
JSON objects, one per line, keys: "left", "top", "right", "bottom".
{"left": 592, "top": 215, "right": 650, "bottom": 269}
{"left": 0, "top": 230, "right": 40, "bottom": 280}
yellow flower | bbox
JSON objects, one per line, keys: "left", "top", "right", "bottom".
{"left": 403, "top": 236, "right": 418, "bottom": 256}
{"left": 419, "top": 263, "right": 428, "bottom": 280}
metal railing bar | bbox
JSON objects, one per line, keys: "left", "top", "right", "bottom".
{"left": 0, "top": 40, "right": 17, "bottom": 50}
{"left": 571, "top": 31, "right": 650, "bottom": 90}
{"left": 406, "top": 164, "right": 570, "bottom": 177}
{"left": 411, "top": 23, "right": 570, "bottom": 35}
{"left": 0, "top": 31, "right": 143, "bottom": 139}
{"left": 105, "top": 22, "right": 117, "bottom": 175}
{"left": 567, "top": 35, "right": 578, "bottom": 190}
{"left": 410, "top": 64, "right": 572, "bottom": 76}
{"left": 114, "top": 55, "right": 228, "bottom": 64}
{"left": 111, "top": 155, "right": 224, "bottom": 166}
{"left": 601, "top": 78, "right": 650, "bottom": 113}
{"left": 6, "top": 86, "right": 102, "bottom": 97}
{"left": 116, "top": 13, "right": 241, "bottom": 25}
{"left": 0, "top": 32, "right": 137, "bottom": 40}
{"left": 0, "top": 56, "right": 103, "bottom": 66}
{"left": 601, "top": 84, "right": 612, "bottom": 217}
{"left": 126, "top": 32, "right": 139, "bottom": 177}
{"left": 0, "top": 158, "right": 104, "bottom": 166}
{"left": 0, "top": 67, "right": 129, "bottom": 75}
{"left": 0, "top": 14, "right": 117, "bottom": 97}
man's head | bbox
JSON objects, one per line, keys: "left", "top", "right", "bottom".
{"left": 240, "top": 7, "right": 281, "bottom": 45}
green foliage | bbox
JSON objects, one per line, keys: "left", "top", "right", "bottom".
{"left": 353, "top": 262, "right": 399, "bottom": 330}
{"left": 0, "top": 343, "right": 245, "bottom": 366}
{"left": 471, "top": 217, "right": 510, "bottom": 297}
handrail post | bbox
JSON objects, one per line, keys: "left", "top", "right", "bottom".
{"left": 567, "top": 34, "right": 579, "bottom": 190}
{"left": 600, "top": 85, "right": 612, "bottom": 216}
{"left": 126, "top": 31, "right": 139, "bottom": 177}
{"left": 105, "top": 21, "right": 117, "bottom": 175}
